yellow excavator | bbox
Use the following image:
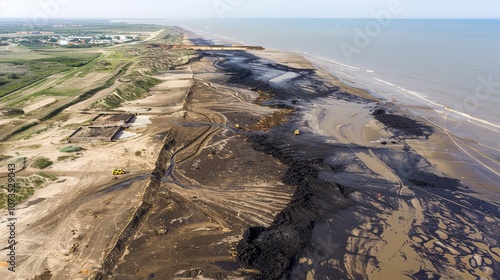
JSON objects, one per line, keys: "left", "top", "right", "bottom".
{"left": 112, "top": 168, "right": 125, "bottom": 175}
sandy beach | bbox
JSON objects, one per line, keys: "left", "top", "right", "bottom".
{"left": 0, "top": 28, "right": 498, "bottom": 280}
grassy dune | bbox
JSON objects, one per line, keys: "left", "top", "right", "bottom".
{"left": 0, "top": 52, "right": 100, "bottom": 98}
{"left": 0, "top": 22, "right": 196, "bottom": 144}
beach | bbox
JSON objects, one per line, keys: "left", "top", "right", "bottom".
{"left": 204, "top": 44, "right": 500, "bottom": 279}
{"left": 0, "top": 27, "right": 499, "bottom": 280}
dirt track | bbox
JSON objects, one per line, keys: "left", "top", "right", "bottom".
{"left": 97, "top": 54, "right": 298, "bottom": 279}
{"left": 0, "top": 41, "right": 499, "bottom": 280}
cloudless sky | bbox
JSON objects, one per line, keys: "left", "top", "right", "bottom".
{"left": 0, "top": 0, "right": 499, "bottom": 19}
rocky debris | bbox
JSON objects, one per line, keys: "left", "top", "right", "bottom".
{"left": 371, "top": 108, "right": 386, "bottom": 116}
{"left": 156, "top": 228, "right": 168, "bottom": 236}
{"left": 249, "top": 109, "right": 295, "bottom": 132}
{"left": 408, "top": 171, "right": 459, "bottom": 189}
{"left": 237, "top": 135, "right": 351, "bottom": 279}
{"left": 374, "top": 113, "right": 434, "bottom": 138}
{"left": 69, "top": 243, "right": 79, "bottom": 254}
{"left": 32, "top": 268, "right": 52, "bottom": 280}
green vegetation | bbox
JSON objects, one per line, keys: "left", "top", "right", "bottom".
{"left": 8, "top": 157, "right": 27, "bottom": 164}
{"left": 0, "top": 154, "right": 13, "bottom": 162}
{"left": 32, "top": 157, "right": 53, "bottom": 169}
{"left": 85, "top": 59, "right": 129, "bottom": 75}
{"left": 0, "top": 23, "right": 196, "bottom": 144}
{"left": 37, "top": 172, "right": 58, "bottom": 181}
{"left": 162, "top": 29, "right": 183, "bottom": 45}
{"left": 3, "top": 61, "right": 127, "bottom": 115}
{"left": 5, "top": 122, "right": 38, "bottom": 140}
{"left": 0, "top": 22, "right": 163, "bottom": 34}
{"left": 92, "top": 71, "right": 161, "bottom": 110}
{"left": 57, "top": 155, "right": 77, "bottom": 161}
{"left": 0, "top": 183, "right": 34, "bottom": 208}
{"left": 0, "top": 173, "right": 57, "bottom": 208}
{"left": 88, "top": 60, "right": 114, "bottom": 73}
{"left": 0, "top": 53, "right": 100, "bottom": 98}
{"left": 140, "top": 49, "right": 196, "bottom": 73}
{"left": 18, "top": 144, "right": 41, "bottom": 149}
{"left": 14, "top": 124, "right": 55, "bottom": 141}
{"left": 39, "top": 63, "right": 131, "bottom": 121}
{"left": 33, "top": 126, "right": 51, "bottom": 135}
{"left": 33, "top": 88, "right": 79, "bottom": 98}
{"left": 58, "top": 145, "right": 82, "bottom": 153}
{"left": 2, "top": 61, "right": 130, "bottom": 141}
{"left": 52, "top": 112, "right": 71, "bottom": 123}
{"left": 62, "top": 122, "right": 86, "bottom": 130}
{"left": 7, "top": 73, "right": 20, "bottom": 79}
{"left": 0, "top": 108, "right": 24, "bottom": 116}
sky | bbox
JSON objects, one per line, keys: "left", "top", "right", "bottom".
{"left": 0, "top": 0, "right": 499, "bottom": 20}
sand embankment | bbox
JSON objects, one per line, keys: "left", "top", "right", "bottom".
{"left": 0, "top": 30, "right": 498, "bottom": 280}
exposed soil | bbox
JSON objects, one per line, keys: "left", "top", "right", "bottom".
{"left": 0, "top": 34, "right": 498, "bottom": 280}
{"left": 206, "top": 49, "right": 499, "bottom": 280}
{"left": 237, "top": 135, "right": 351, "bottom": 279}
{"left": 374, "top": 112, "right": 434, "bottom": 138}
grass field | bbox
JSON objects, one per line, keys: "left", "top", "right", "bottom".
{"left": 91, "top": 71, "right": 162, "bottom": 110}
{"left": 0, "top": 21, "right": 169, "bottom": 99}
{"left": 0, "top": 173, "right": 58, "bottom": 208}
{"left": 0, "top": 21, "right": 203, "bottom": 212}
{"left": 0, "top": 21, "right": 193, "bottom": 143}
{"left": 0, "top": 21, "right": 164, "bottom": 34}
{"left": 0, "top": 51, "right": 100, "bottom": 98}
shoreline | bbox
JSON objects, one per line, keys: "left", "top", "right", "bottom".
{"left": 179, "top": 28, "right": 500, "bottom": 279}
{"left": 304, "top": 54, "right": 500, "bottom": 195}
{"left": 179, "top": 24, "right": 500, "bottom": 197}
{"left": 0, "top": 25, "right": 498, "bottom": 279}
{"left": 263, "top": 38, "right": 500, "bottom": 198}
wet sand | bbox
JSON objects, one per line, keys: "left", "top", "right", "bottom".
{"left": 0, "top": 30, "right": 498, "bottom": 280}
{"left": 187, "top": 45, "right": 500, "bottom": 279}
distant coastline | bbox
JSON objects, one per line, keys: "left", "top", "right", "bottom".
{"left": 168, "top": 20, "right": 500, "bottom": 194}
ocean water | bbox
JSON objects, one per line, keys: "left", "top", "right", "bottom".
{"left": 121, "top": 18, "right": 500, "bottom": 180}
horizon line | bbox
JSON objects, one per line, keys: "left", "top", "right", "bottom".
{"left": 1, "top": 17, "right": 500, "bottom": 21}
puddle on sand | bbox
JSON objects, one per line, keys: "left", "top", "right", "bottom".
{"left": 113, "top": 131, "right": 138, "bottom": 140}
{"left": 101, "top": 175, "right": 151, "bottom": 193}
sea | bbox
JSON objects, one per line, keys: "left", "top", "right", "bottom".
{"left": 119, "top": 18, "right": 500, "bottom": 181}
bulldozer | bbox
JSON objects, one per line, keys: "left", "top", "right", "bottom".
{"left": 112, "top": 168, "right": 125, "bottom": 175}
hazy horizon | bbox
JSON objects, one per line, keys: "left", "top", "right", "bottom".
{"left": 0, "top": 0, "right": 499, "bottom": 20}
{"left": 2, "top": 17, "right": 500, "bottom": 20}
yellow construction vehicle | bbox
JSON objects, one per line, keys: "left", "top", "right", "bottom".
{"left": 112, "top": 168, "right": 125, "bottom": 175}
{"left": 294, "top": 130, "right": 301, "bottom": 135}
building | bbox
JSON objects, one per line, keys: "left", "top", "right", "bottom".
{"left": 90, "top": 114, "right": 135, "bottom": 127}
{"left": 68, "top": 126, "right": 123, "bottom": 143}
{"left": 68, "top": 113, "right": 136, "bottom": 143}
